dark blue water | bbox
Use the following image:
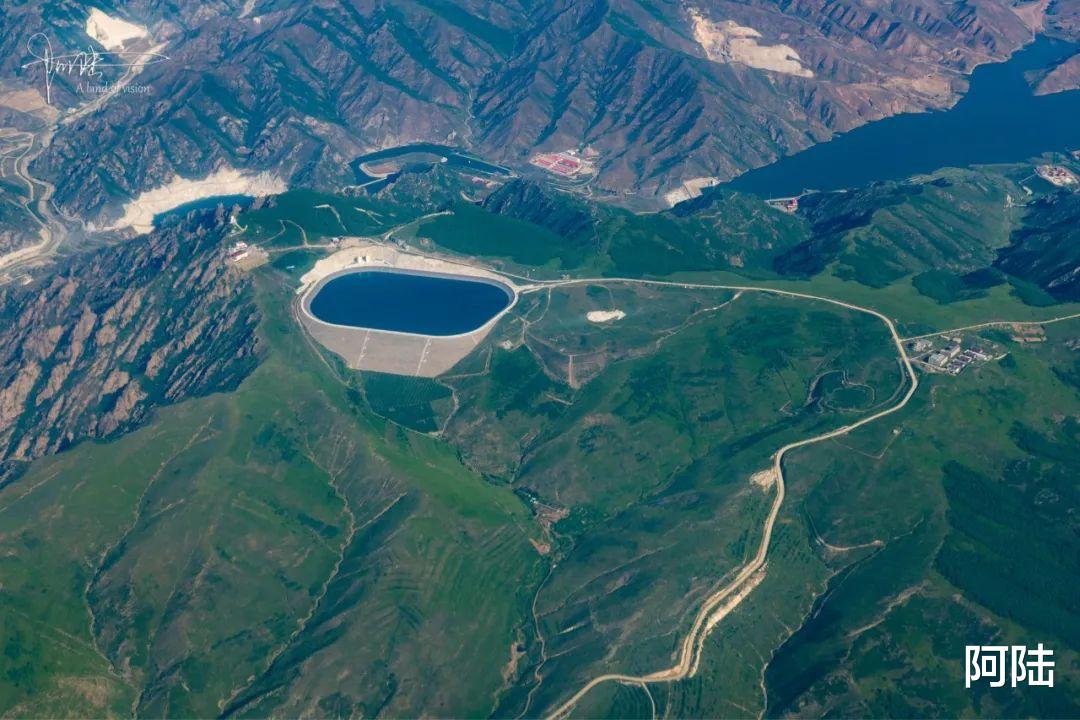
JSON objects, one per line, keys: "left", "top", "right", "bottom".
{"left": 350, "top": 143, "right": 511, "bottom": 185}
{"left": 308, "top": 270, "right": 512, "bottom": 335}
{"left": 726, "top": 37, "right": 1080, "bottom": 197}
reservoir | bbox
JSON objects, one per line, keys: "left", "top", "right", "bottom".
{"left": 307, "top": 269, "right": 513, "bottom": 336}
{"left": 725, "top": 37, "right": 1080, "bottom": 198}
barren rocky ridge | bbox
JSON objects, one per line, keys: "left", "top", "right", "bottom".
{"left": 0, "top": 0, "right": 1070, "bottom": 226}
{"left": 0, "top": 213, "right": 258, "bottom": 467}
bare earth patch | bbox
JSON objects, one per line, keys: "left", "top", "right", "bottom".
{"left": 1033, "top": 53, "right": 1080, "bottom": 96}
{"left": 881, "top": 74, "right": 954, "bottom": 102}
{"left": 0, "top": 88, "right": 58, "bottom": 122}
{"left": 57, "top": 675, "right": 113, "bottom": 708}
{"left": 750, "top": 468, "right": 776, "bottom": 491}
{"left": 586, "top": 310, "right": 626, "bottom": 323}
{"left": 664, "top": 176, "right": 720, "bottom": 206}
{"left": 1010, "top": 0, "right": 1050, "bottom": 33}
{"left": 700, "top": 567, "right": 767, "bottom": 638}
{"left": 689, "top": 9, "right": 813, "bottom": 78}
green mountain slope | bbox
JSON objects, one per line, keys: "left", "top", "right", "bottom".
{"left": 2, "top": 159, "right": 1079, "bottom": 717}
{"left": 0, "top": 274, "right": 541, "bottom": 717}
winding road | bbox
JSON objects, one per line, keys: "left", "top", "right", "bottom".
{"left": 273, "top": 210, "right": 1079, "bottom": 719}
{"left": 0, "top": 38, "right": 166, "bottom": 280}
{"left": 525, "top": 277, "right": 920, "bottom": 720}
{"left": 540, "top": 280, "right": 1080, "bottom": 717}
{"left": 0, "top": 128, "right": 64, "bottom": 277}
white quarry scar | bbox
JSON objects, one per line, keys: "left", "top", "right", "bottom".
{"left": 688, "top": 8, "right": 813, "bottom": 78}
{"left": 85, "top": 8, "right": 149, "bottom": 50}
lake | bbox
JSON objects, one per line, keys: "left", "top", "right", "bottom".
{"left": 725, "top": 37, "right": 1080, "bottom": 198}
{"left": 307, "top": 269, "right": 513, "bottom": 336}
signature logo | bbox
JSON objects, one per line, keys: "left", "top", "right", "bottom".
{"left": 20, "top": 33, "right": 168, "bottom": 104}
{"left": 966, "top": 644, "right": 1054, "bottom": 689}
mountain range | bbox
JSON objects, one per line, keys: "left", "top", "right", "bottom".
{"left": 0, "top": 0, "right": 1073, "bottom": 235}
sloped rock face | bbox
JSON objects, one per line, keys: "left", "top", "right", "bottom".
{"left": 5, "top": 0, "right": 1052, "bottom": 217}
{"left": 481, "top": 179, "right": 596, "bottom": 241}
{"left": 0, "top": 214, "right": 259, "bottom": 464}
{"left": 995, "top": 193, "right": 1080, "bottom": 301}
{"left": 469, "top": 0, "right": 1038, "bottom": 196}
{"left": 1033, "top": 52, "right": 1080, "bottom": 95}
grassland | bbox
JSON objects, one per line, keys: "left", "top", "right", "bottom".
{"left": 665, "top": 270, "right": 1080, "bottom": 337}
{"left": 362, "top": 165, "right": 1080, "bottom": 716}
{"left": 0, "top": 259, "right": 918, "bottom": 718}
{"left": 0, "top": 273, "right": 543, "bottom": 717}
{"left": 284, "top": 170, "right": 1080, "bottom": 717}
{"left": 236, "top": 163, "right": 1080, "bottom": 339}
{"left": 387, "top": 166, "right": 1080, "bottom": 338}
{"left": 429, "top": 283, "right": 908, "bottom": 716}
{"left": 415, "top": 202, "right": 588, "bottom": 269}
{"left": 236, "top": 189, "right": 411, "bottom": 250}
{"left": 599, "top": 318, "right": 1080, "bottom": 719}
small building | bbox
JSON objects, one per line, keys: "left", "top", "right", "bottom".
{"left": 1036, "top": 164, "right": 1079, "bottom": 187}
{"left": 766, "top": 197, "right": 800, "bottom": 213}
{"left": 226, "top": 241, "right": 250, "bottom": 261}
{"left": 927, "top": 351, "right": 950, "bottom": 368}
{"left": 529, "top": 150, "right": 593, "bottom": 178}
{"left": 911, "top": 338, "right": 933, "bottom": 353}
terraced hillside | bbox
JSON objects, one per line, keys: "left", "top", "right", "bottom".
{"left": 0, "top": 274, "right": 542, "bottom": 717}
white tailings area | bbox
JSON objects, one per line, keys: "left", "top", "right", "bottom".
{"left": 86, "top": 8, "right": 149, "bottom": 50}
{"left": 689, "top": 9, "right": 813, "bottom": 78}
{"left": 106, "top": 167, "right": 286, "bottom": 234}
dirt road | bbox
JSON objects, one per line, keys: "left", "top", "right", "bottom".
{"left": 902, "top": 312, "right": 1080, "bottom": 341}
{"left": 535, "top": 277, "right": 920, "bottom": 720}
